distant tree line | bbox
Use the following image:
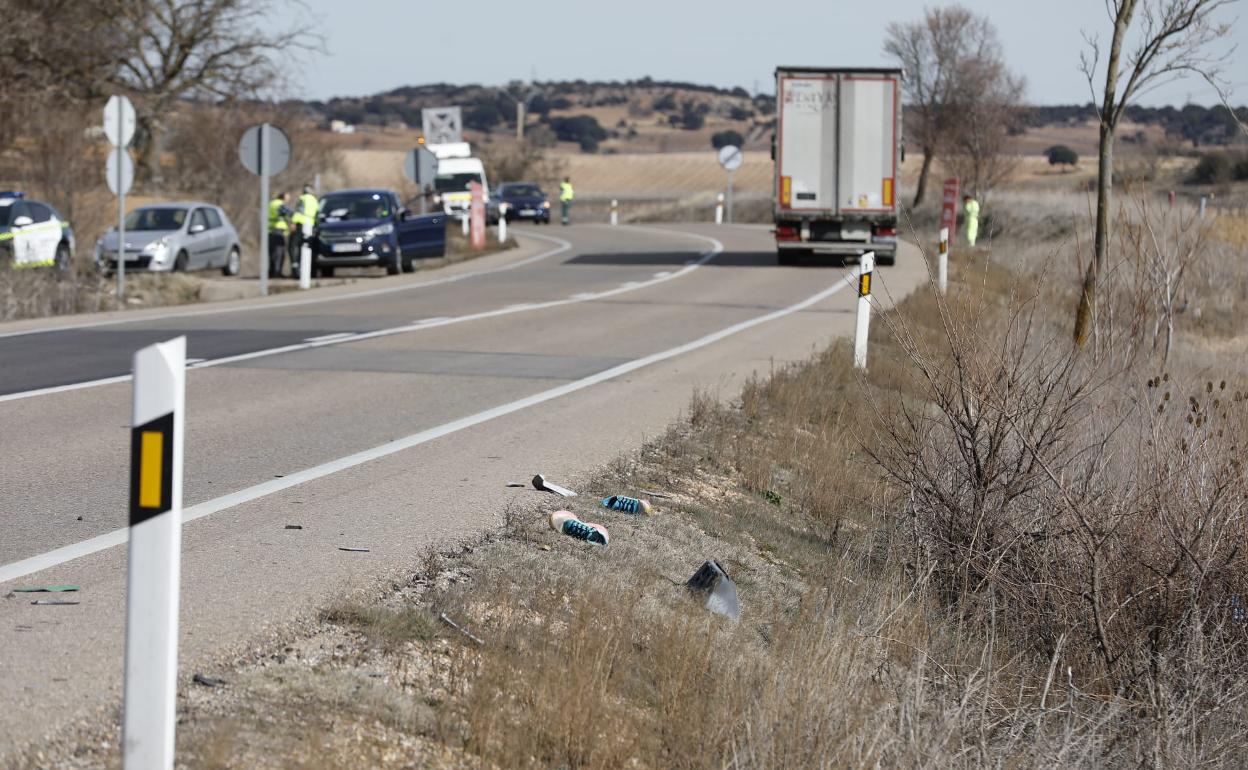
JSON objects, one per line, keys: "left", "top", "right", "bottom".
{"left": 1022, "top": 103, "right": 1248, "bottom": 147}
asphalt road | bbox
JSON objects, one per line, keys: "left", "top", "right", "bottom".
{"left": 0, "top": 223, "right": 926, "bottom": 760}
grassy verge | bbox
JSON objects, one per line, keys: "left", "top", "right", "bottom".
{"left": 24, "top": 193, "right": 1248, "bottom": 768}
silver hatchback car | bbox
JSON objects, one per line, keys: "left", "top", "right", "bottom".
{"left": 95, "top": 202, "right": 242, "bottom": 275}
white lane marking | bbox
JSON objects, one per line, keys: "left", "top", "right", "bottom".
{"left": 185, "top": 358, "right": 206, "bottom": 366}
{"left": 568, "top": 292, "right": 596, "bottom": 300}
{"left": 0, "top": 232, "right": 573, "bottom": 341}
{"left": 303, "top": 332, "right": 356, "bottom": 343}
{"left": 0, "top": 266, "right": 859, "bottom": 585}
{"left": 503, "top": 303, "right": 538, "bottom": 311}
{"left": 414, "top": 317, "right": 451, "bottom": 325}
{"left": 653, "top": 271, "right": 672, "bottom": 279}
{"left": 0, "top": 231, "right": 725, "bottom": 404}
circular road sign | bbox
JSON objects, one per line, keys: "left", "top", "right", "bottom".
{"left": 718, "top": 144, "right": 743, "bottom": 172}
{"left": 103, "top": 95, "right": 137, "bottom": 148}
{"left": 238, "top": 124, "right": 292, "bottom": 176}
{"left": 106, "top": 149, "right": 134, "bottom": 196}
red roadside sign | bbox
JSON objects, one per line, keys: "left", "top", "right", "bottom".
{"left": 940, "top": 178, "right": 960, "bottom": 245}
{"left": 470, "top": 181, "right": 486, "bottom": 250}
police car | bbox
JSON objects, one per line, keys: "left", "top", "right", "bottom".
{"left": 0, "top": 192, "right": 74, "bottom": 270}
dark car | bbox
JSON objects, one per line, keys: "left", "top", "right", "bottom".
{"left": 311, "top": 189, "right": 445, "bottom": 277}
{"left": 494, "top": 182, "right": 551, "bottom": 224}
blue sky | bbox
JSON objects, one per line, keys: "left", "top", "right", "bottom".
{"left": 298, "top": 0, "right": 1245, "bottom": 106}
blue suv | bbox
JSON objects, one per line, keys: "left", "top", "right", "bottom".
{"left": 311, "top": 188, "right": 445, "bottom": 277}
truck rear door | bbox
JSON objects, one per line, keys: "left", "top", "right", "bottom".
{"left": 838, "top": 75, "right": 898, "bottom": 215}
{"left": 776, "top": 74, "right": 838, "bottom": 214}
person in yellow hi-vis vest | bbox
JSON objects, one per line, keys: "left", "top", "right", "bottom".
{"left": 559, "top": 177, "right": 574, "bottom": 225}
{"left": 289, "top": 184, "right": 319, "bottom": 278}
{"left": 963, "top": 194, "right": 980, "bottom": 247}
{"left": 267, "top": 191, "right": 291, "bottom": 277}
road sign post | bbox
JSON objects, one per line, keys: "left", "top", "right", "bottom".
{"left": 122, "top": 336, "right": 186, "bottom": 770}
{"left": 938, "top": 227, "right": 949, "bottom": 295}
{"left": 239, "top": 124, "right": 292, "bottom": 297}
{"left": 403, "top": 146, "right": 438, "bottom": 215}
{"left": 854, "top": 252, "right": 875, "bottom": 370}
{"left": 940, "top": 178, "right": 960, "bottom": 247}
{"left": 717, "top": 145, "right": 742, "bottom": 224}
{"left": 104, "top": 96, "right": 136, "bottom": 301}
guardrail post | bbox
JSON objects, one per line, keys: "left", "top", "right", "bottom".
{"left": 938, "top": 227, "right": 949, "bottom": 295}
{"left": 610, "top": 199, "right": 618, "bottom": 226}
{"left": 122, "top": 336, "right": 186, "bottom": 770}
{"left": 499, "top": 203, "right": 508, "bottom": 243}
{"left": 854, "top": 252, "right": 875, "bottom": 370}
{"left": 299, "top": 244, "right": 311, "bottom": 289}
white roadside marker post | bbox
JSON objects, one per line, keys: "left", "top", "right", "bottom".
{"left": 498, "top": 203, "right": 508, "bottom": 243}
{"left": 461, "top": 213, "right": 469, "bottom": 237}
{"left": 854, "top": 252, "right": 875, "bottom": 370}
{"left": 715, "top": 192, "right": 724, "bottom": 225}
{"left": 610, "top": 199, "right": 618, "bottom": 226}
{"left": 938, "top": 226, "right": 949, "bottom": 295}
{"left": 122, "top": 336, "right": 186, "bottom": 770}
{"left": 299, "top": 243, "right": 311, "bottom": 290}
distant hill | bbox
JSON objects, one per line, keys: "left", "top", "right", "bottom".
{"left": 295, "top": 79, "right": 1246, "bottom": 154}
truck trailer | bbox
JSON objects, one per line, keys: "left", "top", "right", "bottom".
{"left": 773, "top": 67, "right": 902, "bottom": 265}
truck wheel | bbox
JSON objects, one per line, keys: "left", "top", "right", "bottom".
{"left": 876, "top": 252, "right": 896, "bottom": 267}
{"left": 777, "top": 250, "right": 799, "bottom": 266}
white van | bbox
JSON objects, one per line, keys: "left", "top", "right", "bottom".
{"left": 426, "top": 143, "right": 489, "bottom": 219}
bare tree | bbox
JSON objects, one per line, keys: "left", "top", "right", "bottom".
{"left": 884, "top": 5, "right": 1016, "bottom": 207}
{"left": 110, "top": 0, "right": 320, "bottom": 182}
{"left": 942, "top": 61, "right": 1026, "bottom": 202}
{"left": 1071, "top": 0, "right": 1235, "bottom": 348}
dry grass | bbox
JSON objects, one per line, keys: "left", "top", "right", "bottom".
{"left": 20, "top": 190, "right": 1248, "bottom": 770}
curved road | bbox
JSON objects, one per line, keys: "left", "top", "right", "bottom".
{"left": 0, "top": 224, "right": 925, "bottom": 758}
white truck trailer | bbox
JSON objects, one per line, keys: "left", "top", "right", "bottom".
{"left": 773, "top": 67, "right": 902, "bottom": 265}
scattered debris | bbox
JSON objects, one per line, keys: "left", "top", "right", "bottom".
{"left": 14, "top": 585, "right": 80, "bottom": 593}
{"left": 76, "top": 516, "right": 84, "bottom": 521}
{"left": 538, "top": 544, "right": 551, "bottom": 551}
{"left": 640, "top": 489, "right": 672, "bottom": 499}
{"left": 192, "top": 673, "right": 227, "bottom": 688}
{"left": 505, "top": 481, "right": 526, "bottom": 488}
{"left": 31, "top": 599, "right": 80, "bottom": 606}
{"left": 549, "top": 511, "right": 609, "bottom": 546}
{"left": 439, "top": 613, "right": 485, "bottom": 645}
{"left": 338, "top": 547, "right": 370, "bottom": 553}
{"left": 284, "top": 524, "right": 303, "bottom": 530}
{"left": 532, "top": 474, "right": 577, "bottom": 497}
{"left": 602, "top": 495, "right": 653, "bottom": 515}
{"left": 685, "top": 560, "right": 740, "bottom": 621}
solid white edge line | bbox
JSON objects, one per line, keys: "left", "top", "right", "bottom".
{"left": 303, "top": 332, "right": 356, "bottom": 343}
{"left": 0, "top": 266, "right": 859, "bottom": 585}
{"left": 0, "top": 232, "right": 573, "bottom": 341}
{"left": 0, "top": 230, "right": 724, "bottom": 403}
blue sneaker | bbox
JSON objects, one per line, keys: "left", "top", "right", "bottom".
{"left": 602, "top": 495, "right": 653, "bottom": 515}
{"left": 550, "top": 511, "right": 609, "bottom": 546}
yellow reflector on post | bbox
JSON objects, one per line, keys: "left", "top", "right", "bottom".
{"left": 859, "top": 272, "right": 871, "bottom": 297}
{"left": 139, "top": 431, "right": 164, "bottom": 509}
